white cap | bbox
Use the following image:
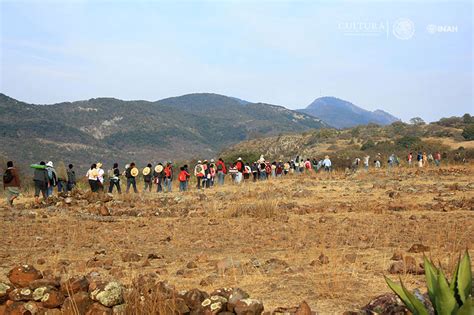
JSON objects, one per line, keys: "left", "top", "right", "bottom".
{"left": 197, "top": 160, "right": 202, "bottom": 164}
{"left": 46, "top": 161, "right": 53, "bottom": 167}
{"left": 210, "top": 159, "right": 215, "bottom": 163}
{"left": 237, "top": 157, "right": 242, "bottom": 161}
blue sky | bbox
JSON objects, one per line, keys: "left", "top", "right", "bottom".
{"left": 1, "top": 0, "right": 472, "bottom": 121}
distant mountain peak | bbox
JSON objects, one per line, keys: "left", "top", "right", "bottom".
{"left": 298, "top": 96, "right": 399, "bottom": 128}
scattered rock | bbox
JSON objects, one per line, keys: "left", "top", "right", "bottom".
{"left": 318, "top": 253, "right": 329, "bottom": 265}
{"left": 60, "top": 276, "right": 89, "bottom": 296}
{"left": 120, "top": 252, "right": 142, "bottom": 262}
{"left": 390, "top": 251, "right": 403, "bottom": 261}
{"left": 186, "top": 261, "right": 198, "bottom": 269}
{"left": 183, "top": 288, "right": 209, "bottom": 311}
{"left": 408, "top": 243, "right": 430, "bottom": 253}
{"left": 8, "top": 265, "right": 43, "bottom": 287}
{"left": 86, "top": 302, "right": 113, "bottom": 315}
{"left": 62, "top": 291, "right": 94, "bottom": 314}
{"left": 234, "top": 298, "right": 264, "bottom": 315}
{"left": 90, "top": 281, "right": 124, "bottom": 307}
{"left": 362, "top": 293, "right": 408, "bottom": 314}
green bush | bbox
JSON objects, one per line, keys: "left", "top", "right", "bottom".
{"left": 461, "top": 124, "right": 474, "bottom": 140}
{"left": 361, "top": 139, "right": 376, "bottom": 151}
{"left": 396, "top": 135, "right": 422, "bottom": 148}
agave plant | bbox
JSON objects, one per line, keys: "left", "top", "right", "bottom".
{"left": 385, "top": 250, "right": 472, "bottom": 315}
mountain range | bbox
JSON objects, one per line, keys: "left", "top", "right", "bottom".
{"left": 0, "top": 93, "right": 327, "bottom": 168}
{"left": 297, "top": 97, "right": 400, "bottom": 128}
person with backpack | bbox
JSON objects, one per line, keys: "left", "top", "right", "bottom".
{"left": 86, "top": 163, "right": 99, "bottom": 192}
{"left": 209, "top": 159, "right": 217, "bottom": 187}
{"left": 3, "top": 161, "right": 21, "bottom": 208}
{"left": 66, "top": 164, "right": 76, "bottom": 191}
{"left": 251, "top": 162, "right": 258, "bottom": 182}
{"left": 216, "top": 158, "right": 226, "bottom": 185}
{"left": 276, "top": 161, "right": 283, "bottom": 177}
{"left": 143, "top": 163, "right": 153, "bottom": 192}
{"left": 163, "top": 162, "right": 173, "bottom": 192}
{"left": 265, "top": 162, "right": 272, "bottom": 179}
{"left": 235, "top": 157, "right": 244, "bottom": 184}
{"left": 304, "top": 159, "right": 312, "bottom": 171}
{"left": 194, "top": 160, "right": 205, "bottom": 189}
{"left": 32, "top": 161, "right": 48, "bottom": 204}
{"left": 45, "top": 161, "right": 57, "bottom": 197}
{"left": 56, "top": 161, "right": 68, "bottom": 193}
{"left": 203, "top": 160, "right": 211, "bottom": 188}
{"left": 243, "top": 163, "right": 251, "bottom": 180}
{"left": 108, "top": 163, "right": 121, "bottom": 194}
{"left": 154, "top": 163, "right": 164, "bottom": 192}
{"left": 125, "top": 162, "right": 138, "bottom": 193}
{"left": 178, "top": 166, "right": 190, "bottom": 192}
{"left": 322, "top": 155, "right": 332, "bottom": 172}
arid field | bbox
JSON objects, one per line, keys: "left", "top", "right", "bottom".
{"left": 1, "top": 165, "right": 473, "bottom": 314}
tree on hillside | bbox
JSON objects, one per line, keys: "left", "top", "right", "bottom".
{"left": 409, "top": 117, "right": 425, "bottom": 125}
{"left": 461, "top": 124, "right": 474, "bottom": 140}
{"left": 462, "top": 113, "right": 472, "bottom": 124}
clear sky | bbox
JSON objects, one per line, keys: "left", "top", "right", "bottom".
{"left": 1, "top": 0, "right": 472, "bottom": 122}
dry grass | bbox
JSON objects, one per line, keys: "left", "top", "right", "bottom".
{"left": 1, "top": 165, "right": 473, "bottom": 313}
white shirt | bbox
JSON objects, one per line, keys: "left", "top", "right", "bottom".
{"left": 323, "top": 158, "right": 332, "bottom": 167}
{"left": 97, "top": 168, "right": 105, "bottom": 183}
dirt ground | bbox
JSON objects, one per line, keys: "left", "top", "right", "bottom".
{"left": 1, "top": 165, "right": 473, "bottom": 314}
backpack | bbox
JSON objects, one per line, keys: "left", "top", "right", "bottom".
{"left": 3, "top": 169, "right": 13, "bottom": 184}
{"left": 178, "top": 172, "right": 187, "bottom": 182}
{"left": 196, "top": 165, "right": 203, "bottom": 173}
{"left": 265, "top": 164, "right": 272, "bottom": 174}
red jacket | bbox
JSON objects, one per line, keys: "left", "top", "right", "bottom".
{"left": 236, "top": 161, "right": 244, "bottom": 172}
{"left": 216, "top": 161, "right": 227, "bottom": 174}
{"left": 178, "top": 170, "right": 190, "bottom": 182}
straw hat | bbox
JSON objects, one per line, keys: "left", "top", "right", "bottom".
{"left": 155, "top": 165, "right": 163, "bottom": 173}
{"left": 130, "top": 167, "right": 139, "bottom": 177}
{"left": 142, "top": 167, "right": 151, "bottom": 176}
{"left": 96, "top": 162, "right": 102, "bottom": 168}
{"left": 91, "top": 168, "right": 99, "bottom": 177}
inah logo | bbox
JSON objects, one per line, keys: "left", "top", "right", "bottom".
{"left": 392, "top": 18, "right": 415, "bottom": 40}
{"left": 426, "top": 24, "right": 458, "bottom": 34}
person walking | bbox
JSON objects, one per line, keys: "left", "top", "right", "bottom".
{"left": 56, "top": 161, "right": 68, "bottom": 193}
{"left": 45, "top": 161, "right": 57, "bottom": 197}
{"left": 108, "top": 163, "right": 121, "bottom": 194}
{"left": 322, "top": 155, "right": 332, "bottom": 172}
{"left": 143, "top": 163, "right": 153, "bottom": 192}
{"left": 178, "top": 166, "right": 190, "bottom": 192}
{"left": 66, "top": 164, "right": 76, "bottom": 191}
{"left": 32, "top": 162, "right": 48, "bottom": 204}
{"left": 86, "top": 164, "right": 99, "bottom": 192}
{"left": 96, "top": 162, "right": 105, "bottom": 191}
{"left": 3, "top": 161, "right": 21, "bottom": 208}
{"left": 153, "top": 163, "right": 164, "bottom": 192}
{"left": 125, "top": 163, "right": 139, "bottom": 193}
{"left": 163, "top": 162, "right": 173, "bottom": 192}
{"left": 434, "top": 151, "right": 441, "bottom": 167}
{"left": 216, "top": 158, "right": 226, "bottom": 185}
{"left": 194, "top": 160, "right": 205, "bottom": 189}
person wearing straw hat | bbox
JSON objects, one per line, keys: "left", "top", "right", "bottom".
{"left": 125, "top": 162, "right": 139, "bottom": 193}
{"left": 108, "top": 163, "right": 121, "bottom": 194}
{"left": 86, "top": 163, "right": 99, "bottom": 192}
{"left": 153, "top": 163, "right": 164, "bottom": 192}
{"left": 143, "top": 163, "right": 153, "bottom": 192}
{"left": 96, "top": 162, "right": 105, "bottom": 192}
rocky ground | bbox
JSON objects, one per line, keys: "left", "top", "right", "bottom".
{"left": 1, "top": 165, "right": 473, "bottom": 314}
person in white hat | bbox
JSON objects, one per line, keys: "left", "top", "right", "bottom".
{"left": 234, "top": 157, "right": 244, "bottom": 184}
{"left": 45, "top": 161, "right": 57, "bottom": 197}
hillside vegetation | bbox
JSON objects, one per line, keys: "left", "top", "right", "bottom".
{"left": 221, "top": 118, "right": 474, "bottom": 167}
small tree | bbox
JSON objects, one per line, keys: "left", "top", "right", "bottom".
{"left": 410, "top": 117, "right": 426, "bottom": 125}
{"left": 461, "top": 124, "right": 474, "bottom": 140}
{"left": 361, "top": 139, "right": 375, "bottom": 151}
{"left": 462, "top": 113, "right": 472, "bottom": 124}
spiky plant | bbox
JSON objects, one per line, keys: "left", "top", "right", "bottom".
{"left": 385, "top": 250, "right": 472, "bottom": 315}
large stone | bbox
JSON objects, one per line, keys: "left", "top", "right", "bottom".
{"left": 28, "top": 279, "right": 60, "bottom": 290}
{"left": 90, "top": 282, "right": 124, "bottom": 307}
{"left": 388, "top": 256, "right": 424, "bottom": 275}
{"left": 227, "top": 288, "right": 250, "bottom": 312}
{"left": 40, "top": 289, "right": 65, "bottom": 308}
{"left": 62, "top": 291, "right": 94, "bottom": 314}
{"left": 60, "top": 276, "right": 89, "bottom": 296}
{"left": 8, "top": 265, "right": 43, "bottom": 287}
{"left": 362, "top": 293, "right": 408, "bottom": 314}
{"left": 295, "top": 301, "right": 312, "bottom": 315}
{"left": 201, "top": 295, "right": 227, "bottom": 314}
{"left": 4, "top": 300, "right": 32, "bottom": 314}
{"left": 8, "top": 288, "right": 33, "bottom": 301}
{"left": 234, "top": 298, "right": 264, "bottom": 315}
{"left": 183, "top": 288, "right": 209, "bottom": 310}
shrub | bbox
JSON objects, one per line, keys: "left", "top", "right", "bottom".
{"left": 385, "top": 251, "right": 472, "bottom": 315}
{"left": 396, "top": 135, "right": 421, "bottom": 149}
{"left": 461, "top": 124, "right": 474, "bottom": 140}
{"left": 361, "top": 139, "right": 376, "bottom": 151}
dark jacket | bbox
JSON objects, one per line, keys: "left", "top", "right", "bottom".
{"left": 67, "top": 169, "right": 76, "bottom": 184}
{"left": 3, "top": 167, "right": 21, "bottom": 188}
{"left": 34, "top": 168, "right": 48, "bottom": 184}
